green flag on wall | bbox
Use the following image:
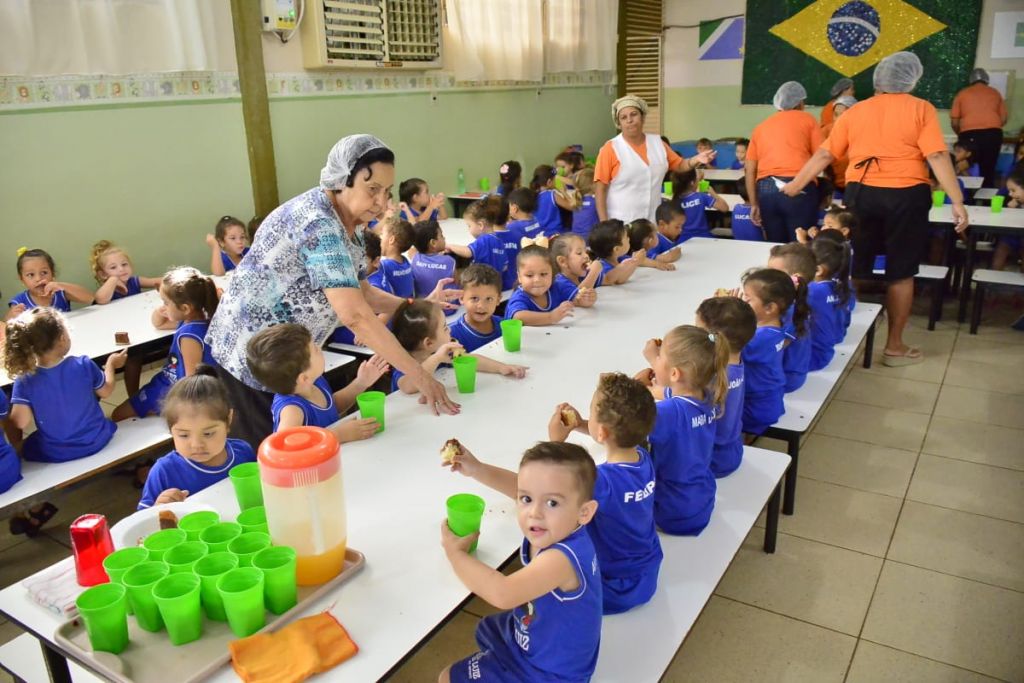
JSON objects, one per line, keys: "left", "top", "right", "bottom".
{"left": 741, "top": 0, "right": 982, "bottom": 107}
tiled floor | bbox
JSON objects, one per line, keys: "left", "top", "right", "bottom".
{"left": 2, "top": 303, "right": 1023, "bottom": 682}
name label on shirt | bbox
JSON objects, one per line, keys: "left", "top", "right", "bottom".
{"left": 624, "top": 480, "right": 656, "bottom": 503}
{"left": 729, "top": 376, "right": 744, "bottom": 390}
{"left": 827, "top": 294, "right": 839, "bottom": 304}
{"left": 692, "top": 412, "right": 709, "bottom": 428}
{"left": 418, "top": 262, "right": 449, "bottom": 270}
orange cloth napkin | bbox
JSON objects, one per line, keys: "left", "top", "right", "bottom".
{"left": 229, "top": 612, "right": 358, "bottom": 683}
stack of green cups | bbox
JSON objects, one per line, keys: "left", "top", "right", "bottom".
{"left": 236, "top": 506, "right": 269, "bottom": 535}
{"left": 152, "top": 574, "right": 202, "bottom": 646}
{"left": 178, "top": 510, "right": 220, "bottom": 542}
{"left": 121, "top": 561, "right": 170, "bottom": 632}
{"left": 446, "top": 493, "right": 486, "bottom": 553}
{"left": 227, "top": 532, "right": 272, "bottom": 567}
{"left": 500, "top": 319, "right": 522, "bottom": 352}
{"left": 356, "top": 391, "right": 386, "bottom": 433}
{"left": 192, "top": 552, "right": 239, "bottom": 621}
{"left": 199, "top": 522, "right": 242, "bottom": 554}
{"left": 76, "top": 583, "right": 129, "bottom": 654}
{"left": 142, "top": 529, "right": 186, "bottom": 561}
{"left": 229, "top": 463, "right": 264, "bottom": 510}
{"left": 252, "top": 546, "right": 298, "bottom": 615}
{"left": 164, "top": 541, "right": 208, "bottom": 574}
{"left": 218, "top": 568, "right": 266, "bottom": 637}
{"left": 101, "top": 547, "right": 149, "bottom": 615}
{"left": 452, "top": 356, "right": 478, "bottom": 394}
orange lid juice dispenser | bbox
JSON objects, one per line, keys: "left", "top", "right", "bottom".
{"left": 258, "top": 427, "right": 347, "bottom": 586}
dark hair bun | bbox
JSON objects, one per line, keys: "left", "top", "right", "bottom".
{"left": 193, "top": 363, "right": 219, "bottom": 379}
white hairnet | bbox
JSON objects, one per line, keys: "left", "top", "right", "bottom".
{"left": 872, "top": 51, "right": 923, "bottom": 94}
{"left": 829, "top": 78, "right": 854, "bottom": 98}
{"left": 969, "top": 68, "right": 989, "bottom": 84}
{"left": 834, "top": 95, "right": 857, "bottom": 110}
{"left": 319, "top": 134, "right": 390, "bottom": 190}
{"left": 773, "top": 81, "right": 807, "bottom": 111}
{"left": 612, "top": 94, "right": 648, "bottom": 125}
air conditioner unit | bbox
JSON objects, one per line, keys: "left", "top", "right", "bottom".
{"left": 301, "top": 0, "right": 443, "bottom": 70}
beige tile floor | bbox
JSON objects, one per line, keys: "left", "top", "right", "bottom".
{"left": 2, "top": 303, "right": 1023, "bottom": 683}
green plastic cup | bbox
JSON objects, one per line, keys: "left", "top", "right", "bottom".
{"left": 199, "top": 522, "right": 242, "bottom": 554}
{"left": 163, "top": 541, "right": 209, "bottom": 574}
{"left": 229, "top": 462, "right": 263, "bottom": 511}
{"left": 102, "top": 547, "right": 149, "bottom": 615}
{"left": 218, "top": 568, "right": 266, "bottom": 637}
{"left": 446, "top": 493, "right": 486, "bottom": 553}
{"left": 356, "top": 390, "right": 386, "bottom": 434}
{"left": 236, "top": 506, "right": 269, "bottom": 535}
{"left": 991, "top": 195, "right": 1005, "bottom": 213}
{"left": 121, "top": 561, "right": 169, "bottom": 632}
{"left": 479, "top": 177, "right": 490, "bottom": 191}
{"left": 152, "top": 573, "right": 202, "bottom": 646}
{"left": 500, "top": 319, "right": 522, "bottom": 352}
{"left": 252, "top": 546, "right": 298, "bottom": 615}
{"left": 193, "top": 552, "right": 238, "bottom": 621}
{"left": 227, "top": 532, "right": 272, "bottom": 567}
{"left": 142, "top": 528, "right": 186, "bottom": 562}
{"left": 932, "top": 190, "right": 945, "bottom": 207}
{"left": 698, "top": 179, "right": 711, "bottom": 193}
{"left": 452, "top": 356, "right": 478, "bottom": 394}
{"left": 76, "top": 583, "right": 129, "bottom": 654}
{"left": 663, "top": 181, "right": 672, "bottom": 195}
{"left": 178, "top": 510, "right": 220, "bottom": 542}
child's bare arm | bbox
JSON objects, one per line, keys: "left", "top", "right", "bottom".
{"left": 446, "top": 443, "right": 518, "bottom": 499}
{"left": 96, "top": 350, "right": 128, "bottom": 399}
{"left": 446, "top": 243, "right": 473, "bottom": 259}
{"left": 333, "top": 355, "right": 389, "bottom": 411}
{"left": 94, "top": 277, "right": 121, "bottom": 305}
{"left": 471, "top": 354, "right": 527, "bottom": 378}
{"left": 8, "top": 404, "right": 33, "bottom": 431}
{"left": 50, "top": 281, "right": 95, "bottom": 305}
{"left": 206, "top": 235, "right": 226, "bottom": 276}
{"left": 603, "top": 259, "right": 640, "bottom": 285}
{"left": 513, "top": 302, "right": 574, "bottom": 326}
{"left": 655, "top": 247, "right": 681, "bottom": 264}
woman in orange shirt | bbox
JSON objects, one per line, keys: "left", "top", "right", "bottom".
{"left": 821, "top": 95, "right": 857, "bottom": 193}
{"left": 951, "top": 68, "right": 1008, "bottom": 187}
{"left": 782, "top": 52, "right": 968, "bottom": 367}
{"left": 820, "top": 78, "right": 855, "bottom": 128}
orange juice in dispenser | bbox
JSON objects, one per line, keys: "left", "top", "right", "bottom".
{"left": 257, "top": 427, "right": 347, "bottom": 586}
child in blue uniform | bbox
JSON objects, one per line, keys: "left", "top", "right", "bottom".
{"left": 731, "top": 184, "right": 763, "bottom": 241}
{"left": 246, "top": 323, "right": 388, "bottom": 442}
{"left": 739, "top": 269, "right": 795, "bottom": 434}
{"left": 548, "top": 373, "right": 662, "bottom": 614}
{"left": 446, "top": 199, "right": 509, "bottom": 282}
{"left": 798, "top": 209, "right": 857, "bottom": 327}
{"left": 138, "top": 366, "right": 257, "bottom": 508}
{"left": 441, "top": 441, "right": 602, "bottom": 683}
{"left": 487, "top": 197, "right": 525, "bottom": 291}
{"left": 505, "top": 245, "right": 577, "bottom": 326}
{"left": 530, "top": 164, "right": 578, "bottom": 237}
{"left": 391, "top": 299, "right": 527, "bottom": 394}
{"left": 4, "top": 308, "right": 124, "bottom": 463}
{"left": 626, "top": 219, "right": 679, "bottom": 270}
{"left": 90, "top": 240, "right": 162, "bottom": 304}
{"left": 696, "top": 296, "right": 757, "bottom": 477}
{"left": 334, "top": 231, "right": 383, "bottom": 346}
{"left": 398, "top": 177, "right": 447, "bottom": 223}
{"left": 587, "top": 220, "right": 641, "bottom": 285}
{"left": 506, "top": 188, "right": 542, "bottom": 239}
{"left": 8, "top": 248, "right": 93, "bottom": 315}
{"left": 112, "top": 267, "right": 219, "bottom": 421}
{"left": 550, "top": 234, "right": 601, "bottom": 308}
{"left": 0, "top": 392, "right": 23, "bottom": 494}
{"left": 373, "top": 218, "right": 416, "bottom": 298}
{"left": 571, "top": 168, "right": 599, "bottom": 239}
{"left": 670, "top": 169, "right": 729, "bottom": 242}
{"left": 447, "top": 265, "right": 505, "bottom": 353}
{"left": 808, "top": 239, "right": 852, "bottom": 371}
{"left": 993, "top": 167, "right": 1024, "bottom": 273}
{"left": 411, "top": 221, "right": 456, "bottom": 298}
{"left": 640, "top": 325, "right": 730, "bottom": 535}
{"left": 695, "top": 138, "right": 718, "bottom": 168}
{"left": 496, "top": 160, "right": 522, "bottom": 197}
{"left": 767, "top": 243, "right": 815, "bottom": 392}
{"left": 731, "top": 138, "right": 749, "bottom": 170}
{"left": 206, "top": 215, "right": 251, "bottom": 276}
{"left": 653, "top": 202, "right": 686, "bottom": 256}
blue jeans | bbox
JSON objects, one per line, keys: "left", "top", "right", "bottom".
{"left": 756, "top": 177, "right": 819, "bottom": 243}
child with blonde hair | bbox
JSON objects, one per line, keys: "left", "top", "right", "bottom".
{"left": 90, "top": 241, "right": 162, "bottom": 304}
{"left": 571, "top": 168, "right": 599, "bottom": 239}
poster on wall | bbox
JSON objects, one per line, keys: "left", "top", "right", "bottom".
{"left": 741, "top": 0, "right": 982, "bottom": 108}
{"left": 990, "top": 11, "right": 1024, "bottom": 59}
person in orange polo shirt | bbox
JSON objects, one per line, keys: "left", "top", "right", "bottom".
{"left": 951, "top": 68, "right": 1008, "bottom": 187}
{"left": 744, "top": 81, "right": 822, "bottom": 243}
{"left": 820, "top": 77, "right": 855, "bottom": 128}
{"left": 782, "top": 52, "right": 968, "bottom": 367}
{"left": 821, "top": 95, "right": 857, "bottom": 192}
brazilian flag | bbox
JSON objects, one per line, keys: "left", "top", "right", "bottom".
{"left": 741, "top": 0, "right": 982, "bottom": 108}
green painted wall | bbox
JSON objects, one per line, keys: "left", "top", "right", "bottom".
{"left": 664, "top": 81, "right": 1024, "bottom": 141}
{"left": 0, "top": 86, "right": 614, "bottom": 301}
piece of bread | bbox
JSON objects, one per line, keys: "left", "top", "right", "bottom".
{"left": 714, "top": 288, "right": 731, "bottom": 297}
{"left": 158, "top": 510, "right": 178, "bottom": 530}
{"left": 560, "top": 408, "right": 578, "bottom": 428}
{"left": 440, "top": 439, "right": 461, "bottom": 464}
{"left": 114, "top": 331, "right": 130, "bottom": 345}
{"left": 654, "top": 338, "right": 663, "bottom": 347}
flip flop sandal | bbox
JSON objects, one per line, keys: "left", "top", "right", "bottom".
{"left": 25, "top": 502, "right": 59, "bottom": 536}
{"left": 8, "top": 514, "right": 30, "bottom": 536}
{"left": 882, "top": 347, "right": 924, "bottom": 367}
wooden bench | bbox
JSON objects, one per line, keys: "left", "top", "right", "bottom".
{"left": 762, "top": 302, "right": 882, "bottom": 517}
{"left": 970, "top": 269, "right": 1024, "bottom": 334}
{"left": 0, "top": 633, "right": 101, "bottom": 683}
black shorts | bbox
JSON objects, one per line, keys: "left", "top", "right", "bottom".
{"left": 846, "top": 182, "right": 931, "bottom": 281}
{"left": 217, "top": 367, "right": 274, "bottom": 451}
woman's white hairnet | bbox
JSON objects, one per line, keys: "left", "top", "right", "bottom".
{"left": 612, "top": 95, "right": 648, "bottom": 125}
{"left": 969, "top": 68, "right": 989, "bottom": 84}
{"left": 320, "top": 134, "right": 390, "bottom": 190}
{"left": 829, "top": 78, "right": 854, "bottom": 98}
{"left": 873, "top": 52, "right": 924, "bottom": 94}
{"left": 834, "top": 95, "right": 857, "bottom": 110}
{"left": 773, "top": 81, "right": 807, "bottom": 111}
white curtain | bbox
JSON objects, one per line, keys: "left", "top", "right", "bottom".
{"left": 544, "top": 0, "right": 618, "bottom": 73}
{"left": 0, "top": 0, "right": 223, "bottom": 76}
{"left": 444, "top": 0, "right": 546, "bottom": 82}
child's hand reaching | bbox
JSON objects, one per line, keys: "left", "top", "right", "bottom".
{"left": 576, "top": 287, "right": 597, "bottom": 307}
{"left": 433, "top": 341, "right": 465, "bottom": 363}
{"left": 497, "top": 363, "right": 528, "bottom": 379}
{"left": 653, "top": 261, "right": 676, "bottom": 272}
{"left": 444, "top": 440, "right": 481, "bottom": 477}
{"left": 551, "top": 301, "right": 575, "bottom": 323}
{"left": 106, "top": 349, "right": 128, "bottom": 370}
{"left": 633, "top": 368, "right": 655, "bottom": 387}
{"left": 548, "top": 403, "right": 582, "bottom": 442}
{"left": 440, "top": 520, "right": 477, "bottom": 555}
{"left": 642, "top": 338, "right": 662, "bottom": 363}
{"left": 355, "top": 355, "right": 389, "bottom": 389}
{"left": 155, "top": 488, "right": 188, "bottom": 505}
{"left": 335, "top": 417, "right": 380, "bottom": 443}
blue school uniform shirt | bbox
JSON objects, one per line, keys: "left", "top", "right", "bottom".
{"left": 645, "top": 233, "right": 676, "bottom": 259}
{"left": 449, "top": 314, "right": 502, "bottom": 353}
{"left": 129, "top": 321, "right": 216, "bottom": 417}
{"left": 741, "top": 326, "right": 787, "bottom": 435}
{"left": 649, "top": 389, "right": 717, "bottom": 535}
{"left": 374, "top": 257, "right": 414, "bottom": 298}
{"left": 0, "top": 392, "right": 23, "bottom": 494}
{"left": 676, "top": 191, "right": 715, "bottom": 241}
{"left": 399, "top": 206, "right": 440, "bottom": 222}
{"left": 534, "top": 190, "right": 563, "bottom": 237}
{"left": 496, "top": 226, "right": 526, "bottom": 290}
{"left": 470, "top": 526, "right": 602, "bottom": 682}
{"left": 271, "top": 376, "right": 338, "bottom": 431}
{"left": 712, "top": 363, "right": 745, "bottom": 478}
{"left": 11, "top": 355, "right": 116, "bottom": 463}
{"left": 411, "top": 252, "right": 455, "bottom": 298}
{"left": 572, "top": 195, "right": 599, "bottom": 238}
{"left": 504, "top": 286, "right": 571, "bottom": 320}
{"left": 468, "top": 233, "right": 508, "bottom": 278}
{"left": 731, "top": 203, "right": 762, "bottom": 241}
{"left": 220, "top": 247, "right": 251, "bottom": 273}
{"left": 110, "top": 276, "right": 142, "bottom": 301}
{"left": 138, "top": 439, "right": 256, "bottom": 509}
{"left": 808, "top": 280, "right": 845, "bottom": 371}
{"left": 9, "top": 290, "right": 70, "bottom": 312}
{"left": 730, "top": 159, "right": 745, "bottom": 170}
{"left": 552, "top": 272, "right": 603, "bottom": 303}
{"left": 589, "top": 448, "right": 662, "bottom": 614}
{"left": 507, "top": 218, "right": 542, "bottom": 239}
{"left": 782, "top": 304, "right": 811, "bottom": 393}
